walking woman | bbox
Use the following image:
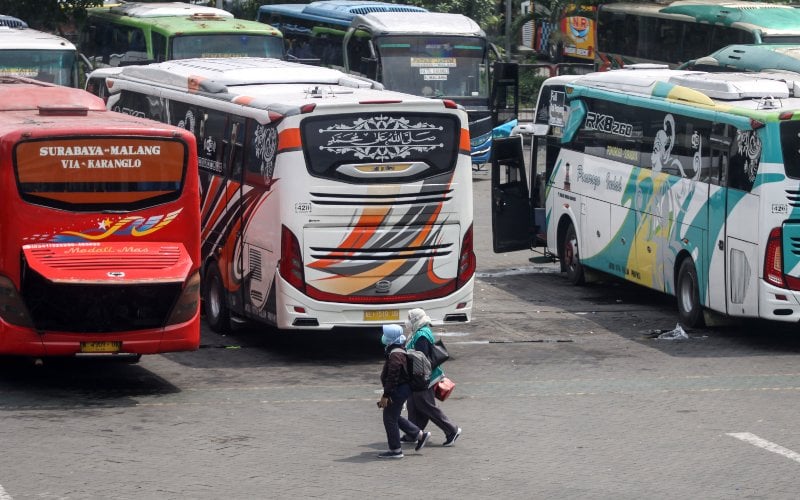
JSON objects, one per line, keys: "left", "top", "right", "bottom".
{"left": 377, "top": 324, "right": 431, "bottom": 459}
{"left": 404, "top": 308, "right": 462, "bottom": 446}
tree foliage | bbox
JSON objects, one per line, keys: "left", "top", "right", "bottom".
{"left": 0, "top": 0, "right": 103, "bottom": 32}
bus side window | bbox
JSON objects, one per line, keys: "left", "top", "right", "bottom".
{"left": 728, "top": 126, "right": 760, "bottom": 192}
{"left": 152, "top": 32, "right": 167, "bottom": 62}
{"left": 244, "top": 119, "right": 278, "bottom": 187}
{"left": 709, "top": 123, "right": 732, "bottom": 186}
{"left": 227, "top": 118, "right": 245, "bottom": 181}
{"left": 201, "top": 109, "right": 228, "bottom": 177}
{"left": 683, "top": 23, "right": 713, "bottom": 61}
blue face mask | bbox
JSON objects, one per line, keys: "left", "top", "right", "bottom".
{"left": 381, "top": 334, "right": 392, "bottom": 346}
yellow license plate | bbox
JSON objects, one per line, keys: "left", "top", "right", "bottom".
{"left": 80, "top": 341, "right": 122, "bottom": 353}
{"left": 364, "top": 309, "right": 399, "bottom": 321}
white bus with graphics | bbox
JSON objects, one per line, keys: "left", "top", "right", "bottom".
{"left": 492, "top": 67, "right": 800, "bottom": 327}
{"left": 98, "top": 57, "right": 475, "bottom": 332}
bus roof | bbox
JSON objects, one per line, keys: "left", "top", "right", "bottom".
{"left": 258, "top": 1, "right": 427, "bottom": 26}
{"left": 0, "top": 15, "right": 27, "bottom": 28}
{"left": 103, "top": 2, "right": 234, "bottom": 19}
{"left": 0, "top": 27, "right": 76, "bottom": 51}
{"left": 88, "top": 4, "right": 282, "bottom": 37}
{"left": 565, "top": 66, "right": 800, "bottom": 113}
{"left": 106, "top": 57, "right": 444, "bottom": 119}
{"left": 602, "top": 1, "right": 800, "bottom": 34}
{"left": 682, "top": 44, "right": 800, "bottom": 73}
{"left": 0, "top": 76, "right": 106, "bottom": 111}
{"left": 351, "top": 12, "right": 484, "bottom": 37}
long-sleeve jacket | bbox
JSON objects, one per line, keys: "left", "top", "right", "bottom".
{"left": 380, "top": 345, "right": 409, "bottom": 397}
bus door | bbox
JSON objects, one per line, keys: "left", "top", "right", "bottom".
{"left": 711, "top": 123, "right": 759, "bottom": 316}
{"left": 490, "top": 61, "right": 519, "bottom": 127}
{"left": 491, "top": 136, "right": 532, "bottom": 252}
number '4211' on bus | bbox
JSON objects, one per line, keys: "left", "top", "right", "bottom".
{"left": 98, "top": 57, "right": 475, "bottom": 332}
{"left": 492, "top": 66, "right": 800, "bottom": 327}
{"left": 0, "top": 76, "right": 201, "bottom": 357}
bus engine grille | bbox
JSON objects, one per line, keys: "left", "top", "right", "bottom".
{"left": 21, "top": 269, "right": 181, "bottom": 333}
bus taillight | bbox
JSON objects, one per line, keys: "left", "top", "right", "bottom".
{"left": 457, "top": 224, "right": 476, "bottom": 289}
{"left": 764, "top": 227, "right": 786, "bottom": 288}
{"left": 280, "top": 225, "right": 305, "bottom": 292}
{"left": 0, "top": 275, "right": 34, "bottom": 328}
{"left": 166, "top": 271, "right": 201, "bottom": 326}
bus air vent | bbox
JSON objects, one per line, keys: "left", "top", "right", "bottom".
{"left": 38, "top": 105, "right": 88, "bottom": 117}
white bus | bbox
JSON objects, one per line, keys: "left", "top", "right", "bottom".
{"left": 0, "top": 26, "right": 85, "bottom": 87}
{"left": 493, "top": 66, "right": 800, "bottom": 327}
{"left": 99, "top": 57, "right": 475, "bottom": 332}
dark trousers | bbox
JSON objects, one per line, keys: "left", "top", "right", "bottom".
{"left": 382, "top": 383, "right": 420, "bottom": 450}
{"left": 407, "top": 387, "right": 458, "bottom": 437}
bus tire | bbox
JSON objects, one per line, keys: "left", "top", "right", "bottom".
{"left": 204, "top": 264, "right": 231, "bottom": 334}
{"left": 676, "top": 258, "right": 704, "bottom": 328}
{"left": 562, "top": 222, "right": 585, "bottom": 285}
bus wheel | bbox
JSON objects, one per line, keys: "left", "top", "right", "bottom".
{"left": 562, "top": 222, "right": 585, "bottom": 285}
{"left": 204, "top": 264, "right": 230, "bottom": 334}
{"left": 676, "top": 258, "right": 704, "bottom": 328}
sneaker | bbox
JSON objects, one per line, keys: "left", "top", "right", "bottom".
{"left": 400, "top": 434, "right": 417, "bottom": 443}
{"left": 443, "top": 427, "right": 462, "bottom": 447}
{"left": 415, "top": 431, "right": 432, "bottom": 451}
{"left": 377, "top": 450, "right": 404, "bottom": 459}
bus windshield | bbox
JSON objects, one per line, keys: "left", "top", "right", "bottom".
{"left": 376, "top": 35, "right": 488, "bottom": 99}
{"left": 171, "top": 34, "right": 285, "bottom": 60}
{"left": 0, "top": 49, "right": 76, "bottom": 87}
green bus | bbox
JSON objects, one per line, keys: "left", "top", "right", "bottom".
{"left": 80, "top": 2, "right": 284, "bottom": 67}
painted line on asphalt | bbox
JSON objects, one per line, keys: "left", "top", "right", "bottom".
{"left": 727, "top": 432, "right": 800, "bottom": 464}
{"left": 0, "top": 483, "right": 13, "bottom": 500}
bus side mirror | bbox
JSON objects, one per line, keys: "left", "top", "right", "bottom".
{"left": 561, "top": 99, "right": 586, "bottom": 144}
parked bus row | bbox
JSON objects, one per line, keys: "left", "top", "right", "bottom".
{"left": 0, "top": 54, "right": 477, "bottom": 357}
{"left": 493, "top": 66, "right": 800, "bottom": 327}
{"left": 524, "top": 0, "right": 800, "bottom": 70}
{"left": 2, "top": 1, "right": 521, "bottom": 168}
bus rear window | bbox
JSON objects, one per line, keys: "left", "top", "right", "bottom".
{"left": 15, "top": 137, "right": 187, "bottom": 211}
{"left": 781, "top": 121, "right": 800, "bottom": 179}
{"left": 300, "top": 112, "right": 460, "bottom": 183}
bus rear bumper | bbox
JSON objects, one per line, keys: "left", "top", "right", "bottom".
{"left": 0, "top": 319, "right": 200, "bottom": 356}
{"left": 275, "top": 276, "right": 474, "bottom": 331}
{"left": 759, "top": 281, "right": 800, "bottom": 322}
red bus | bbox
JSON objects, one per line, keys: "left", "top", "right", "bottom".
{"left": 0, "top": 76, "right": 201, "bottom": 357}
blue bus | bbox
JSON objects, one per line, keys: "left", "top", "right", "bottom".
{"left": 257, "top": 1, "right": 519, "bottom": 166}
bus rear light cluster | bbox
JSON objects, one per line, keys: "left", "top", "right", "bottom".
{"left": 0, "top": 275, "right": 34, "bottom": 328}
{"left": 280, "top": 225, "right": 305, "bottom": 292}
{"left": 763, "top": 226, "right": 800, "bottom": 291}
{"left": 166, "top": 271, "right": 201, "bottom": 326}
{"left": 457, "top": 224, "right": 476, "bottom": 289}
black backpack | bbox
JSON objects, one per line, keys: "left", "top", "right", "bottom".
{"left": 406, "top": 349, "right": 432, "bottom": 391}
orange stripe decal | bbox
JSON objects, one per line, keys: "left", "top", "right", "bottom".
{"left": 278, "top": 128, "right": 301, "bottom": 151}
{"left": 460, "top": 128, "right": 470, "bottom": 154}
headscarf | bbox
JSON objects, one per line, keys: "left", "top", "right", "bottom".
{"left": 406, "top": 308, "right": 432, "bottom": 333}
{"left": 381, "top": 324, "right": 406, "bottom": 346}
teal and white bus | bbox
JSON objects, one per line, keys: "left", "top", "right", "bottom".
{"left": 257, "top": 1, "right": 518, "bottom": 166}
{"left": 493, "top": 66, "right": 800, "bottom": 327}
{"left": 597, "top": 1, "right": 800, "bottom": 70}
